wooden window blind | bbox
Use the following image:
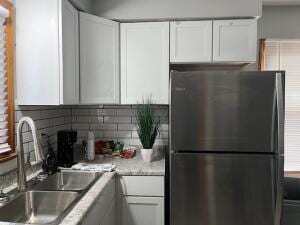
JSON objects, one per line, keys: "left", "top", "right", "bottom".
{"left": 264, "top": 40, "right": 300, "bottom": 171}
{"left": 0, "top": 0, "right": 15, "bottom": 162}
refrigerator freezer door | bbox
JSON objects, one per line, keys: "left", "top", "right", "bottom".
{"left": 170, "top": 153, "right": 281, "bottom": 225}
{"left": 171, "top": 71, "right": 282, "bottom": 153}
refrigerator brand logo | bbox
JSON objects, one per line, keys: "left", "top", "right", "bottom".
{"left": 175, "top": 87, "right": 186, "bottom": 91}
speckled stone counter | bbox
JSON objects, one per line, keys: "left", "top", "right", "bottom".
{"left": 77, "top": 150, "right": 165, "bottom": 176}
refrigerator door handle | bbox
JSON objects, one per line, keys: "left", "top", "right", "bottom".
{"left": 276, "top": 72, "right": 284, "bottom": 156}
{"left": 274, "top": 156, "right": 284, "bottom": 225}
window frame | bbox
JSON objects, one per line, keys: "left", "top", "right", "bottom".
{"left": 0, "top": 0, "right": 15, "bottom": 163}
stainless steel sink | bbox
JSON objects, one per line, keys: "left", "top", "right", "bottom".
{"left": 33, "top": 171, "right": 101, "bottom": 191}
{"left": 0, "top": 191, "right": 78, "bottom": 224}
{"left": 0, "top": 171, "right": 102, "bottom": 224}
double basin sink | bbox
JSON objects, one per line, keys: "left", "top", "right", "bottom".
{"left": 0, "top": 171, "right": 101, "bottom": 225}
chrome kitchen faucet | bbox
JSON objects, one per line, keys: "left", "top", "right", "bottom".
{"left": 16, "top": 117, "right": 45, "bottom": 191}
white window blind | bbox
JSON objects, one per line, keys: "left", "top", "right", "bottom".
{"left": 0, "top": 6, "right": 10, "bottom": 154}
{"left": 264, "top": 40, "right": 300, "bottom": 171}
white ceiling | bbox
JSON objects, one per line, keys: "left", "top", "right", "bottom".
{"left": 263, "top": 0, "right": 300, "bottom": 5}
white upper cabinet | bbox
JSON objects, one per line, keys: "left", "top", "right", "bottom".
{"left": 121, "top": 22, "right": 169, "bottom": 105}
{"left": 80, "top": 13, "right": 120, "bottom": 104}
{"left": 16, "top": 0, "right": 79, "bottom": 105}
{"left": 61, "top": 0, "right": 79, "bottom": 104}
{"left": 213, "top": 19, "right": 257, "bottom": 62}
{"left": 170, "top": 21, "right": 212, "bottom": 63}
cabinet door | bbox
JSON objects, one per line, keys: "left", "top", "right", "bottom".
{"left": 122, "top": 196, "right": 164, "bottom": 225}
{"left": 121, "top": 22, "right": 169, "bottom": 104}
{"left": 16, "top": 0, "right": 60, "bottom": 105}
{"left": 80, "top": 13, "right": 120, "bottom": 104}
{"left": 82, "top": 179, "right": 115, "bottom": 225}
{"left": 213, "top": 19, "right": 257, "bottom": 62}
{"left": 60, "top": 0, "right": 79, "bottom": 104}
{"left": 170, "top": 21, "right": 212, "bottom": 63}
{"left": 101, "top": 200, "right": 116, "bottom": 225}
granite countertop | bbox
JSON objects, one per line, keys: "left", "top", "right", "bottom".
{"left": 76, "top": 150, "right": 166, "bottom": 176}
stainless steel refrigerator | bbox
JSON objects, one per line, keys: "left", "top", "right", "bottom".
{"left": 170, "top": 71, "right": 285, "bottom": 225}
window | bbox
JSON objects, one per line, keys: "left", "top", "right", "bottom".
{"left": 0, "top": 0, "right": 15, "bottom": 162}
{"left": 261, "top": 39, "right": 300, "bottom": 171}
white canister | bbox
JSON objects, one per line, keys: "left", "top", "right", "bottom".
{"left": 87, "top": 131, "right": 95, "bottom": 161}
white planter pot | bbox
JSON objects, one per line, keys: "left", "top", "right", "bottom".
{"left": 141, "top": 148, "right": 154, "bottom": 163}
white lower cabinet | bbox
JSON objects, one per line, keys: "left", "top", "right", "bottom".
{"left": 122, "top": 196, "right": 164, "bottom": 225}
{"left": 82, "top": 179, "right": 116, "bottom": 225}
{"left": 117, "top": 176, "right": 165, "bottom": 225}
{"left": 101, "top": 200, "right": 116, "bottom": 225}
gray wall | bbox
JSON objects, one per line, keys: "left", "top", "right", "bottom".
{"left": 91, "top": 0, "right": 262, "bottom": 21}
{"left": 69, "top": 0, "right": 93, "bottom": 12}
{"left": 258, "top": 5, "right": 300, "bottom": 39}
{"left": 244, "top": 5, "right": 300, "bottom": 70}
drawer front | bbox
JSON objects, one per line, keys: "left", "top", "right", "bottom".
{"left": 118, "top": 176, "right": 164, "bottom": 197}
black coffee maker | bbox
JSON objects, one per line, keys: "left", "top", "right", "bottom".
{"left": 57, "top": 130, "right": 77, "bottom": 168}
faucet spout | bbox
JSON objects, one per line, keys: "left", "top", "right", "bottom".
{"left": 16, "top": 117, "right": 45, "bottom": 191}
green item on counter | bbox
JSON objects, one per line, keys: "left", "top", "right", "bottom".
{"left": 114, "top": 142, "right": 124, "bottom": 152}
{"left": 105, "top": 141, "right": 115, "bottom": 150}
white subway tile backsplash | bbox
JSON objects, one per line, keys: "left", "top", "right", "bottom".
{"left": 64, "top": 116, "right": 72, "bottom": 124}
{"left": 15, "top": 106, "right": 73, "bottom": 156}
{"left": 77, "top": 130, "right": 89, "bottom": 138}
{"left": 104, "top": 130, "right": 131, "bottom": 138}
{"left": 49, "top": 117, "right": 65, "bottom": 127}
{"left": 93, "top": 131, "right": 104, "bottom": 138}
{"left": 35, "top": 119, "right": 50, "bottom": 129}
{"left": 16, "top": 110, "right": 41, "bottom": 121}
{"left": 40, "top": 109, "right": 66, "bottom": 119}
{"left": 104, "top": 105, "right": 131, "bottom": 109}
{"left": 76, "top": 105, "right": 104, "bottom": 109}
{"left": 116, "top": 109, "right": 136, "bottom": 116}
{"left": 159, "top": 131, "right": 169, "bottom": 139}
{"left": 159, "top": 116, "right": 169, "bottom": 124}
{"left": 22, "top": 131, "right": 33, "bottom": 143}
{"left": 90, "top": 108, "right": 116, "bottom": 116}
{"left": 71, "top": 108, "right": 90, "bottom": 116}
{"left": 160, "top": 124, "right": 169, "bottom": 131}
{"left": 154, "top": 138, "right": 168, "bottom": 146}
{"left": 71, "top": 105, "right": 169, "bottom": 147}
{"left": 117, "top": 138, "right": 141, "bottom": 146}
{"left": 104, "top": 116, "right": 131, "bottom": 124}
{"left": 154, "top": 109, "right": 168, "bottom": 117}
{"left": 118, "top": 124, "right": 137, "bottom": 131}
{"left": 90, "top": 123, "right": 118, "bottom": 131}
{"left": 15, "top": 104, "right": 168, "bottom": 156}
{"left": 72, "top": 123, "right": 90, "bottom": 130}
{"left": 76, "top": 116, "right": 104, "bottom": 123}
{"left": 131, "top": 131, "right": 139, "bottom": 139}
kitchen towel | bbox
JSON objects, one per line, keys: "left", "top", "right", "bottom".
{"left": 71, "top": 163, "right": 116, "bottom": 172}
